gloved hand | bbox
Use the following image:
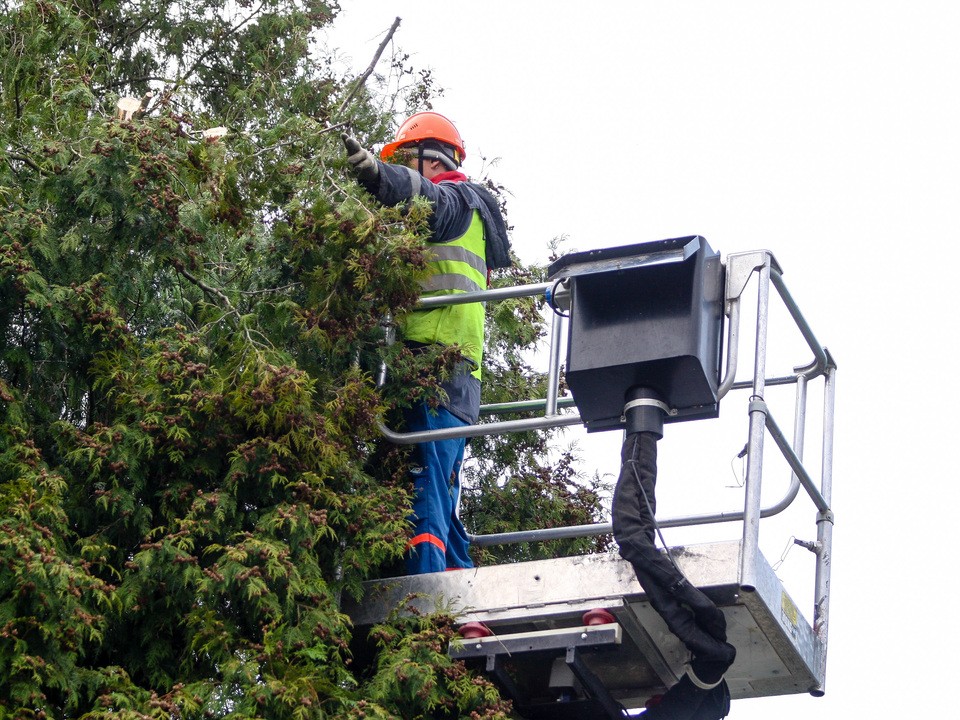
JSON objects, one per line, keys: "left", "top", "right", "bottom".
{"left": 342, "top": 134, "right": 380, "bottom": 187}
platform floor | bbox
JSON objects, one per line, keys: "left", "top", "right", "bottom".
{"left": 344, "top": 541, "right": 824, "bottom": 714}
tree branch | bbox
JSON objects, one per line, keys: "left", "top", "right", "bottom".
{"left": 172, "top": 259, "right": 235, "bottom": 312}
{"left": 105, "top": 11, "right": 163, "bottom": 56}
{"left": 7, "top": 153, "right": 42, "bottom": 174}
{"left": 169, "top": 2, "right": 268, "bottom": 101}
{"left": 336, "top": 16, "right": 402, "bottom": 117}
{"left": 251, "top": 122, "right": 347, "bottom": 157}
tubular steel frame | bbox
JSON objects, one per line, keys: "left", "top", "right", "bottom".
{"left": 377, "top": 249, "right": 836, "bottom": 692}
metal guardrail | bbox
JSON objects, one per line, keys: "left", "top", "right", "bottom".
{"left": 376, "top": 281, "right": 583, "bottom": 443}
{"left": 377, "top": 251, "right": 836, "bottom": 537}
{"left": 377, "top": 249, "right": 836, "bottom": 691}
{"left": 378, "top": 252, "right": 836, "bottom": 538}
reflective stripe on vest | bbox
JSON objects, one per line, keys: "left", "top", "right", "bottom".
{"left": 420, "top": 273, "right": 484, "bottom": 293}
{"left": 401, "top": 209, "right": 487, "bottom": 380}
{"left": 426, "top": 244, "right": 487, "bottom": 279}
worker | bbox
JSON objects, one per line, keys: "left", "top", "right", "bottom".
{"left": 342, "top": 112, "right": 511, "bottom": 574}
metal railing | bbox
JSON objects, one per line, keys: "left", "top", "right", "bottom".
{"left": 376, "top": 281, "right": 584, "bottom": 443}
{"left": 377, "top": 249, "right": 836, "bottom": 689}
{"left": 378, "top": 251, "right": 835, "bottom": 538}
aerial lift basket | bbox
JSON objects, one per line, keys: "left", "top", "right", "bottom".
{"left": 354, "top": 237, "right": 837, "bottom": 719}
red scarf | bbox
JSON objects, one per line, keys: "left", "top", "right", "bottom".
{"left": 431, "top": 170, "right": 468, "bottom": 184}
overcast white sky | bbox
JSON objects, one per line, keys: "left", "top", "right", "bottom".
{"left": 326, "top": 3, "right": 960, "bottom": 717}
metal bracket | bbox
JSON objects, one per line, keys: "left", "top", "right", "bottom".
{"left": 452, "top": 624, "right": 626, "bottom": 719}
{"left": 724, "top": 250, "right": 775, "bottom": 302}
{"left": 565, "top": 645, "right": 629, "bottom": 719}
{"left": 748, "top": 398, "right": 768, "bottom": 415}
{"left": 623, "top": 397, "right": 675, "bottom": 416}
{"left": 450, "top": 623, "right": 622, "bottom": 660}
{"left": 794, "top": 538, "right": 823, "bottom": 555}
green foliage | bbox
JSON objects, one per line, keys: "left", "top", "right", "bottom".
{"left": 0, "top": 2, "right": 603, "bottom": 717}
{"left": 0, "top": 395, "right": 118, "bottom": 713}
{"left": 358, "top": 608, "right": 511, "bottom": 720}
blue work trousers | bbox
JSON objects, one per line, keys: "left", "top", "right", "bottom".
{"left": 403, "top": 404, "right": 474, "bottom": 574}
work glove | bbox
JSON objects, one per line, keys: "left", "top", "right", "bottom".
{"left": 342, "top": 134, "right": 380, "bottom": 187}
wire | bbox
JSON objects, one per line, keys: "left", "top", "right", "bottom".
{"left": 727, "top": 445, "right": 747, "bottom": 488}
{"left": 771, "top": 535, "right": 796, "bottom": 572}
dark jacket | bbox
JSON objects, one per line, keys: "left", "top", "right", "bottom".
{"left": 364, "top": 161, "right": 512, "bottom": 423}
{"left": 373, "top": 163, "right": 511, "bottom": 269}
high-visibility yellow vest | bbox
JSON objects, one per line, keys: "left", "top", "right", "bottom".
{"left": 401, "top": 210, "right": 487, "bottom": 380}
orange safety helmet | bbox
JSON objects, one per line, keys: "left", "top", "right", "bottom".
{"left": 380, "top": 111, "right": 466, "bottom": 167}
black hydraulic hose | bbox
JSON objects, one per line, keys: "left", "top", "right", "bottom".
{"left": 612, "top": 430, "right": 735, "bottom": 672}
{"left": 623, "top": 452, "right": 684, "bottom": 579}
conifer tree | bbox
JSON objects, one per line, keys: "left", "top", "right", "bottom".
{"left": 0, "top": 3, "right": 605, "bottom": 717}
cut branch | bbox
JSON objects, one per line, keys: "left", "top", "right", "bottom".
{"left": 336, "top": 16, "right": 402, "bottom": 116}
